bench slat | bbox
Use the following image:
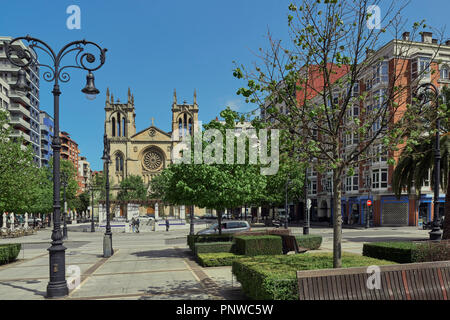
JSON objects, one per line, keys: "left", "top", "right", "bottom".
{"left": 330, "top": 275, "right": 338, "bottom": 300}
{"left": 391, "top": 270, "right": 405, "bottom": 300}
{"left": 384, "top": 272, "right": 394, "bottom": 300}
{"left": 357, "top": 273, "right": 368, "bottom": 300}
{"left": 427, "top": 268, "right": 441, "bottom": 300}
{"left": 299, "top": 278, "right": 309, "bottom": 300}
{"left": 441, "top": 268, "right": 450, "bottom": 300}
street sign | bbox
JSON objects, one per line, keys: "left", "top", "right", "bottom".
{"left": 367, "top": 200, "right": 372, "bottom": 207}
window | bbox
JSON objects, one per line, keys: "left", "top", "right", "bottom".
{"left": 440, "top": 67, "right": 449, "bottom": 80}
{"left": 373, "top": 61, "right": 388, "bottom": 85}
{"left": 115, "top": 155, "right": 124, "bottom": 172}
{"left": 412, "top": 57, "right": 431, "bottom": 79}
{"left": 372, "top": 168, "right": 388, "bottom": 189}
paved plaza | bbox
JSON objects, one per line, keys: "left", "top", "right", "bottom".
{"left": 0, "top": 224, "right": 431, "bottom": 300}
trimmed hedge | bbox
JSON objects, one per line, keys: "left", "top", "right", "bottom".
{"left": 295, "top": 235, "right": 322, "bottom": 250}
{"left": 197, "top": 252, "right": 244, "bottom": 267}
{"left": 362, "top": 241, "right": 450, "bottom": 263}
{"left": 234, "top": 235, "right": 283, "bottom": 256}
{"left": 187, "top": 234, "right": 234, "bottom": 251}
{"left": 0, "top": 244, "right": 21, "bottom": 265}
{"left": 232, "top": 252, "right": 395, "bottom": 300}
{"left": 194, "top": 242, "right": 235, "bottom": 254}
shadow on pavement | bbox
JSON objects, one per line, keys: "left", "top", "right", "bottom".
{"left": 131, "top": 248, "right": 190, "bottom": 259}
{"left": 0, "top": 280, "right": 46, "bottom": 298}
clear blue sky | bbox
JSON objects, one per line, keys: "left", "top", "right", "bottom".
{"left": 1, "top": 0, "right": 449, "bottom": 170}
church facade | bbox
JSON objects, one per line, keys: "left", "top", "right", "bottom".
{"left": 104, "top": 88, "right": 204, "bottom": 217}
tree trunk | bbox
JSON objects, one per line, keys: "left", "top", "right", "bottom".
{"left": 333, "top": 169, "right": 343, "bottom": 268}
{"left": 189, "top": 205, "right": 194, "bottom": 236}
{"left": 218, "top": 210, "right": 222, "bottom": 235}
{"left": 442, "top": 170, "right": 450, "bottom": 240}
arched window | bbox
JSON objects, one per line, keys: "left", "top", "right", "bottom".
{"left": 183, "top": 113, "right": 187, "bottom": 136}
{"left": 188, "top": 118, "right": 192, "bottom": 135}
{"left": 115, "top": 154, "right": 124, "bottom": 172}
{"left": 178, "top": 118, "right": 182, "bottom": 138}
{"left": 122, "top": 117, "right": 126, "bottom": 136}
{"left": 112, "top": 117, "right": 116, "bottom": 136}
{"left": 117, "top": 114, "right": 121, "bottom": 137}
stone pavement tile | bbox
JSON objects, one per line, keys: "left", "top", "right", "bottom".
{"left": 94, "top": 259, "right": 187, "bottom": 274}
{"left": 0, "top": 263, "right": 93, "bottom": 281}
{"left": 69, "top": 270, "right": 201, "bottom": 298}
{"left": 0, "top": 279, "right": 47, "bottom": 300}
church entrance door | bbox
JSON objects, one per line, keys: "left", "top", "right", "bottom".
{"left": 147, "top": 206, "right": 155, "bottom": 214}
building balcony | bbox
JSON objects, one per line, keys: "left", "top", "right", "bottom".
{"left": 9, "top": 89, "right": 31, "bottom": 106}
{"left": 10, "top": 116, "right": 30, "bottom": 130}
{"left": 10, "top": 129, "right": 30, "bottom": 143}
{"left": 8, "top": 103, "right": 30, "bottom": 118}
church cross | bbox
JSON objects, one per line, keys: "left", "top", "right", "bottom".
{"left": 151, "top": 117, "right": 154, "bottom": 126}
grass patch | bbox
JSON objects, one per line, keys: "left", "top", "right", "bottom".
{"left": 295, "top": 235, "right": 322, "bottom": 250}
{"left": 232, "top": 252, "right": 395, "bottom": 300}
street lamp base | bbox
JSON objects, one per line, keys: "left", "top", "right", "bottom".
{"left": 103, "top": 234, "right": 114, "bottom": 257}
{"left": 46, "top": 280, "right": 69, "bottom": 298}
{"left": 46, "top": 243, "right": 68, "bottom": 298}
{"left": 429, "top": 229, "right": 442, "bottom": 241}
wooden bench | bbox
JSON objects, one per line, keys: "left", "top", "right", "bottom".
{"left": 297, "top": 261, "right": 450, "bottom": 300}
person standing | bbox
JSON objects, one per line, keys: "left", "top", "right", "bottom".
{"left": 165, "top": 218, "right": 170, "bottom": 232}
{"left": 136, "top": 217, "right": 140, "bottom": 233}
{"left": 131, "top": 217, "right": 136, "bottom": 233}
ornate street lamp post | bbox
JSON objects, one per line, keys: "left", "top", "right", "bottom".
{"left": 303, "top": 167, "right": 310, "bottom": 235}
{"left": 414, "top": 83, "right": 444, "bottom": 241}
{"left": 90, "top": 183, "right": 96, "bottom": 232}
{"left": 364, "top": 175, "right": 372, "bottom": 229}
{"left": 102, "top": 131, "right": 114, "bottom": 257}
{"left": 4, "top": 36, "right": 106, "bottom": 298}
{"left": 284, "top": 176, "right": 290, "bottom": 229}
{"left": 61, "top": 172, "right": 68, "bottom": 240}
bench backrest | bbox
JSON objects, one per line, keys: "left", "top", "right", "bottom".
{"left": 297, "top": 260, "right": 450, "bottom": 300}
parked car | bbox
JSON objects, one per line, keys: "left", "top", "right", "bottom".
{"left": 200, "top": 213, "right": 216, "bottom": 219}
{"left": 196, "top": 220, "right": 251, "bottom": 235}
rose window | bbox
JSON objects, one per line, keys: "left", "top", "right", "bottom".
{"left": 143, "top": 150, "right": 163, "bottom": 171}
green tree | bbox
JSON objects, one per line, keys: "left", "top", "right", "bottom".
{"left": 232, "top": 0, "right": 431, "bottom": 267}
{"left": 150, "top": 108, "right": 267, "bottom": 235}
{"left": 0, "top": 109, "right": 38, "bottom": 214}
{"left": 117, "top": 175, "right": 148, "bottom": 202}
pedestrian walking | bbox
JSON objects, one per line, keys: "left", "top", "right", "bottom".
{"left": 131, "top": 217, "right": 136, "bottom": 233}
{"left": 136, "top": 217, "right": 140, "bottom": 233}
{"left": 165, "top": 218, "right": 170, "bottom": 232}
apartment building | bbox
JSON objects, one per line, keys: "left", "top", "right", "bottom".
{"left": 60, "top": 130, "right": 80, "bottom": 175}
{"left": 0, "top": 36, "right": 41, "bottom": 166}
{"left": 78, "top": 156, "right": 92, "bottom": 193}
{"left": 263, "top": 33, "right": 447, "bottom": 227}
{"left": 39, "top": 110, "right": 54, "bottom": 166}
{"left": 0, "top": 77, "right": 9, "bottom": 113}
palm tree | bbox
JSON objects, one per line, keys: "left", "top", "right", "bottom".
{"left": 392, "top": 134, "right": 449, "bottom": 239}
